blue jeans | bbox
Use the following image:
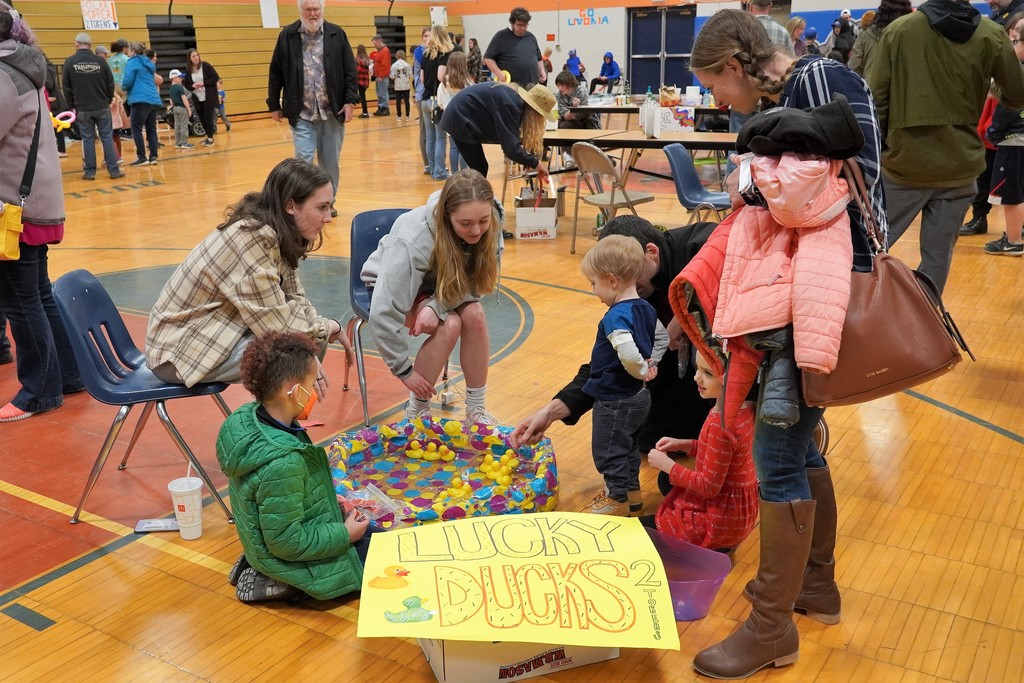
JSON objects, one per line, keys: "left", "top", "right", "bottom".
{"left": 375, "top": 77, "right": 390, "bottom": 111}
{"left": 0, "top": 244, "right": 83, "bottom": 412}
{"left": 0, "top": 312, "right": 10, "bottom": 357}
{"left": 448, "top": 136, "right": 467, "bottom": 173}
{"left": 130, "top": 102, "right": 159, "bottom": 161}
{"left": 753, "top": 402, "right": 827, "bottom": 502}
{"left": 591, "top": 388, "right": 651, "bottom": 500}
{"left": 77, "top": 108, "right": 119, "bottom": 174}
{"left": 291, "top": 117, "right": 344, "bottom": 198}
{"left": 422, "top": 99, "right": 447, "bottom": 179}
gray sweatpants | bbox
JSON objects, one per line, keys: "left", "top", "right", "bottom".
{"left": 173, "top": 106, "right": 189, "bottom": 146}
{"left": 884, "top": 178, "right": 975, "bottom": 295}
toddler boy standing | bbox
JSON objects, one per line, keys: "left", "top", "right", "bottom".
{"left": 168, "top": 69, "right": 193, "bottom": 149}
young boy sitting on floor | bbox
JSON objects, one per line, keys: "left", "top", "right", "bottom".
{"left": 579, "top": 235, "right": 667, "bottom": 516}
{"left": 217, "top": 330, "right": 371, "bottom": 603}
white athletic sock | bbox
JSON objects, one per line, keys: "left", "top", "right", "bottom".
{"left": 465, "top": 385, "right": 486, "bottom": 414}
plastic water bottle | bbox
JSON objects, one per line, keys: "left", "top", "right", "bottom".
{"left": 596, "top": 212, "right": 606, "bottom": 232}
{"left": 645, "top": 85, "right": 655, "bottom": 104}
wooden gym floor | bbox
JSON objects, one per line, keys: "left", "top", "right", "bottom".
{"left": 1, "top": 113, "right": 1023, "bottom": 682}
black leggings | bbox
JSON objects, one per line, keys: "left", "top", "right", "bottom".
{"left": 194, "top": 95, "right": 217, "bottom": 140}
{"left": 453, "top": 140, "right": 489, "bottom": 177}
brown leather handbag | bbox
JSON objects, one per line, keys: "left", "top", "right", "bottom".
{"left": 801, "top": 160, "right": 974, "bottom": 407}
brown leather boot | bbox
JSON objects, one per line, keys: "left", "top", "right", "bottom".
{"left": 793, "top": 466, "right": 841, "bottom": 624}
{"left": 693, "top": 499, "right": 815, "bottom": 679}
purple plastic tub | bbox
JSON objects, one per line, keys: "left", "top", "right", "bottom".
{"left": 646, "top": 528, "right": 733, "bottom": 621}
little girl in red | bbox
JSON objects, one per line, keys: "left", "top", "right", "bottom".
{"left": 644, "top": 349, "right": 758, "bottom": 550}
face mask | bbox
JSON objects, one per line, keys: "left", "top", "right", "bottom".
{"left": 289, "top": 384, "right": 317, "bottom": 421}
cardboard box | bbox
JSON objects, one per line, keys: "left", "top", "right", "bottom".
{"left": 514, "top": 197, "right": 558, "bottom": 240}
{"left": 418, "top": 638, "right": 619, "bottom": 683}
{"left": 642, "top": 105, "right": 696, "bottom": 138}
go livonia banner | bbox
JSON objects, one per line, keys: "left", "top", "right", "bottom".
{"left": 357, "top": 512, "right": 678, "bottom": 649}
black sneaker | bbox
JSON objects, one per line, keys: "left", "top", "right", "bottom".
{"left": 984, "top": 233, "right": 1024, "bottom": 257}
{"left": 358, "top": 113, "right": 370, "bottom": 119}
{"left": 129, "top": 158, "right": 148, "bottom": 167}
{"left": 109, "top": 169, "right": 125, "bottom": 180}
{"left": 235, "top": 567, "right": 299, "bottom": 602}
{"left": 82, "top": 172, "right": 95, "bottom": 181}
{"left": 959, "top": 215, "right": 988, "bottom": 236}
{"left": 148, "top": 157, "right": 159, "bottom": 165}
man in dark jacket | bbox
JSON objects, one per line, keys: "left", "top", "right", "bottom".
{"left": 511, "top": 217, "right": 716, "bottom": 468}
{"left": 267, "top": 0, "right": 357, "bottom": 215}
{"left": 62, "top": 32, "right": 122, "bottom": 180}
{"left": 868, "top": 0, "right": 1024, "bottom": 293}
{"left": 990, "top": 0, "right": 1024, "bottom": 25}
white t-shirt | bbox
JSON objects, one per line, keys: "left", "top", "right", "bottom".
{"left": 191, "top": 66, "right": 206, "bottom": 102}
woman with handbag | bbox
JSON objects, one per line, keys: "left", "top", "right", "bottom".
{"left": 420, "top": 25, "right": 453, "bottom": 181}
{"left": 0, "top": 2, "right": 84, "bottom": 422}
{"left": 680, "top": 9, "right": 885, "bottom": 679}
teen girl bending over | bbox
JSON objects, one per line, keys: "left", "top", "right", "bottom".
{"left": 361, "top": 169, "right": 501, "bottom": 423}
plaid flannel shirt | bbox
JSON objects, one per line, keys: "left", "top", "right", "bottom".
{"left": 145, "top": 221, "right": 330, "bottom": 387}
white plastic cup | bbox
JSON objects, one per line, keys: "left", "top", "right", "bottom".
{"left": 168, "top": 476, "right": 204, "bottom": 540}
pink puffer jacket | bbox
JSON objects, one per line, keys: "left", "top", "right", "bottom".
{"left": 714, "top": 153, "right": 852, "bottom": 374}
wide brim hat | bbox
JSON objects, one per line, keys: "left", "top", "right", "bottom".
{"left": 517, "top": 83, "right": 557, "bottom": 123}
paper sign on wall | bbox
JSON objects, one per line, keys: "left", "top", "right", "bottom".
{"left": 430, "top": 6, "right": 448, "bottom": 27}
{"left": 259, "top": 0, "right": 280, "bottom": 30}
{"left": 80, "top": 1, "right": 118, "bottom": 31}
{"left": 357, "top": 512, "right": 678, "bottom": 650}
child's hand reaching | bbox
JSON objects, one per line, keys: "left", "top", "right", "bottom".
{"left": 644, "top": 360, "right": 657, "bottom": 382}
{"left": 655, "top": 436, "right": 693, "bottom": 455}
{"left": 647, "top": 448, "right": 676, "bottom": 474}
{"left": 345, "top": 509, "right": 370, "bottom": 542}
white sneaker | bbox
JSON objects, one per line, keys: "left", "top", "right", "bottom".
{"left": 405, "top": 401, "right": 432, "bottom": 421}
{"left": 465, "top": 407, "right": 497, "bottom": 425}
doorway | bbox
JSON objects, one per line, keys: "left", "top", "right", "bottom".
{"left": 627, "top": 5, "right": 696, "bottom": 96}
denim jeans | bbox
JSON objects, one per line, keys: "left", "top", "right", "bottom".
{"left": 77, "top": 107, "right": 119, "bottom": 174}
{"left": 448, "top": 136, "right": 467, "bottom": 173}
{"left": 591, "top": 388, "right": 651, "bottom": 500}
{"left": 291, "top": 117, "right": 344, "bottom": 198}
{"left": 130, "top": 102, "right": 160, "bottom": 161}
{"left": 422, "top": 99, "right": 447, "bottom": 179}
{"left": 0, "top": 312, "right": 10, "bottom": 357}
{"left": 0, "top": 244, "right": 83, "bottom": 412}
{"left": 753, "top": 402, "right": 827, "bottom": 502}
{"left": 375, "top": 77, "right": 390, "bottom": 111}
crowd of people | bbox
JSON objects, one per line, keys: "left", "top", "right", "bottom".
{"left": 3, "top": 0, "right": 1024, "bottom": 679}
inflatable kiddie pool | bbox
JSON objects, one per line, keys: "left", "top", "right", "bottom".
{"left": 326, "top": 417, "right": 558, "bottom": 528}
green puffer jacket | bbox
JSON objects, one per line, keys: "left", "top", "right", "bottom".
{"left": 216, "top": 403, "right": 363, "bottom": 600}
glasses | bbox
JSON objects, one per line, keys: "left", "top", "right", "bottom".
{"left": 1012, "top": 39, "right": 1023, "bottom": 45}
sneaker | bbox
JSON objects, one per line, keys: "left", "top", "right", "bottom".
{"left": 175, "top": 144, "right": 187, "bottom": 149}
{"left": 465, "top": 407, "right": 497, "bottom": 425}
{"left": 182, "top": 143, "right": 195, "bottom": 149}
{"left": 226, "top": 123, "right": 232, "bottom": 132}
{"left": 227, "top": 554, "right": 250, "bottom": 587}
{"left": 0, "top": 402, "right": 35, "bottom": 423}
{"left": 581, "top": 489, "right": 628, "bottom": 516}
{"left": 984, "top": 233, "right": 1024, "bottom": 256}
{"left": 129, "top": 158, "right": 148, "bottom": 167}
{"left": 117, "top": 158, "right": 125, "bottom": 165}
{"left": 405, "top": 401, "right": 432, "bottom": 421}
{"left": 359, "top": 113, "right": 370, "bottom": 119}
{"left": 82, "top": 172, "right": 95, "bottom": 181}
{"left": 109, "top": 169, "right": 125, "bottom": 180}
{"left": 235, "top": 567, "right": 299, "bottom": 603}
{"left": 423, "top": 166, "right": 431, "bottom": 175}
{"left": 58, "top": 151, "right": 68, "bottom": 158}
{"left": 960, "top": 215, "right": 988, "bottom": 236}
{"left": 202, "top": 139, "right": 214, "bottom": 146}
{"left": 148, "top": 157, "right": 159, "bottom": 165}
{"left": 373, "top": 110, "right": 388, "bottom": 117}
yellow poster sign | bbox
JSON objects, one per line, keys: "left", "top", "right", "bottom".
{"left": 358, "top": 512, "right": 678, "bottom": 650}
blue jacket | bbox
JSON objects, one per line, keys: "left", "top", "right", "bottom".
{"left": 599, "top": 53, "right": 620, "bottom": 81}
{"left": 122, "top": 54, "right": 161, "bottom": 106}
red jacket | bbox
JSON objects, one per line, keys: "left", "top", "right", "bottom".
{"left": 370, "top": 47, "right": 391, "bottom": 79}
{"left": 669, "top": 215, "right": 765, "bottom": 430}
{"left": 655, "top": 405, "right": 759, "bottom": 550}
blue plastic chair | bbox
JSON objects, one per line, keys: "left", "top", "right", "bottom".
{"left": 52, "top": 269, "right": 234, "bottom": 524}
{"left": 342, "top": 208, "right": 412, "bottom": 426}
{"left": 663, "top": 143, "right": 732, "bottom": 225}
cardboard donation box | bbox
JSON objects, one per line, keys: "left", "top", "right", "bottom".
{"left": 418, "top": 638, "right": 619, "bottom": 683}
{"left": 643, "top": 105, "right": 696, "bottom": 137}
{"left": 514, "top": 197, "right": 558, "bottom": 239}
{"left": 358, "top": 513, "right": 679, "bottom": 682}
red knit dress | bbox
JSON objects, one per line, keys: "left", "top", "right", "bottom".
{"left": 655, "top": 404, "right": 759, "bottom": 549}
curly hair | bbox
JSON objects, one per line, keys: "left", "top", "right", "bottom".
{"left": 217, "top": 158, "right": 332, "bottom": 269}
{"left": 691, "top": 9, "right": 796, "bottom": 103}
{"left": 872, "top": 0, "right": 912, "bottom": 33}
{"left": 430, "top": 169, "right": 499, "bottom": 307}
{"left": 240, "top": 331, "right": 317, "bottom": 403}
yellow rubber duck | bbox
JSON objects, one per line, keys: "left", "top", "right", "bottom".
{"left": 369, "top": 565, "right": 411, "bottom": 589}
